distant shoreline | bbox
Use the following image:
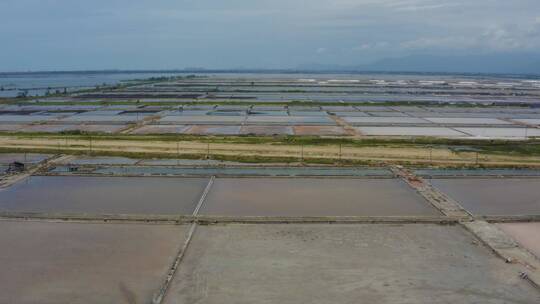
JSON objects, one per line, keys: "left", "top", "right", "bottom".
{"left": 1, "top": 70, "right": 539, "bottom": 79}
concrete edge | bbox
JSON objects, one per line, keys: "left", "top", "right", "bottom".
{"left": 0, "top": 212, "right": 463, "bottom": 224}
{"left": 483, "top": 215, "right": 540, "bottom": 223}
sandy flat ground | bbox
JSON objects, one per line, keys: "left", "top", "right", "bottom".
{"left": 164, "top": 224, "right": 540, "bottom": 304}
{"left": 0, "top": 220, "right": 188, "bottom": 304}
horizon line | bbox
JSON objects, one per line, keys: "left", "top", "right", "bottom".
{"left": 1, "top": 69, "right": 539, "bottom": 78}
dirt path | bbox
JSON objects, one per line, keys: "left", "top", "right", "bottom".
{"left": 1, "top": 136, "right": 539, "bottom": 167}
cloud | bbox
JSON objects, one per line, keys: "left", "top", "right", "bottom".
{"left": 400, "top": 20, "right": 540, "bottom": 51}
{"left": 352, "top": 42, "right": 390, "bottom": 51}
{"left": 1, "top": 0, "right": 540, "bottom": 70}
{"left": 380, "top": 0, "right": 461, "bottom": 12}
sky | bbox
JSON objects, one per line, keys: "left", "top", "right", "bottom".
{"left": 1, "top": 0, "right": 539, "bottom": 71}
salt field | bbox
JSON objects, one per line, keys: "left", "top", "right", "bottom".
{"left": 163, "top": 224, "right": 540, "bottom": 304}
{"left": 496, "top": 222, "right": 540, "bottom": 258}
{"left": 1, "top": 74, "right": 540, "bottom": 139}
{"left": 1, "top": 103, "right": 540, "bottom": 138}
{"left": 185, "top": 125, "right": 241, "bottom": 135}
{"left": 70, "top": 74, "right": 540, "bottom": 105}
{"left": 357, "top": 126, "right": 466, "bottom": 137}
{"left": 293, "top": 125, "right": 347, "bottom": 136}
{"left": 240, "top": 125, "right": 294, "bottom": 135}
{"left": 1, "top": 106, "right": 540, "bottom": 140}
{"left": 343, "top": 116, "right": 430, "bottom": 125}
{"left": 0, "top": 176, "right": 209, "bottom": 215}
{"left": 423, "top": 117, "right": 511, "bottom": 125}
{"left": 201, "top": 178, "right": 439, "bottom": 216}
{"left": 429, "top": 178, "right": 540, "bottom": 216}
{"left": 0, "top": 160, "right": 539, "bottom": 303}
{"left": 2, "top": 73, "right": 540, "bottom": 303}
{"left": 414, "top": 168, "right": 540, "bottom": 177}
{"left": 0, "top": 221, "right": 187, "bottom": 303}
{"left": 3, "top": 0, "right": 540, "bottom": 300}
{"left": 0, "top": 74, "right": 540, "bottom": 140}
{"left": 455, "top": 127, "right": 540, "bottom": 138}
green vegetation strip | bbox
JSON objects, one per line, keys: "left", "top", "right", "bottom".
{"left": 2, "top": 131, "right": 540, "bottom": 153}
{"left": 2, "top": 132, "right": 540, "bottom": 166}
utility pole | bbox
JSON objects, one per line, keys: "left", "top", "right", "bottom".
{"left": 177, "top": 140, "right": 180, "bottom": 165}
{"left": 301, "top": 144, "right": 304, "bottom": 163}
{"left": 339, "top": 144, "right": 342, "bottom": 163}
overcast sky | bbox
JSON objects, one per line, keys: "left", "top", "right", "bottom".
{"left": 1, "top": 0, "right": 539, "bottom": 71}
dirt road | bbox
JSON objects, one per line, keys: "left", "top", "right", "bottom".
{"left": 1, "top": 136, "right": 539, "bottom": 167}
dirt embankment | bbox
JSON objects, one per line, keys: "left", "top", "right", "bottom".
{"left": 1, "top": 136, "right": 540, "bottom": 167}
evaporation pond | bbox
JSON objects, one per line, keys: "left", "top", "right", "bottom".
{"left": 200, "top": 178, "right": 439, "bottom": 216}
{"left": 496, "top": 222, "right": 540, "bottom": 258}
{"left": 0, "top": 176, "right": 209, "bottom": 215}
{"left": 430, "top": 178, "right": 540, "bottom": 216}
{"left": 163, "top": 224, "right": 540, "bottom": 304}
{"left": 0, "top": 220, "right": 188, "bottom": 303}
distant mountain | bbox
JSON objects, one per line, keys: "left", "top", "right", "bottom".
{"left": 4, "top": 53, "right": 539, "bottom": 76}
{"left": 298, "top": 53, "right": 540, "bottom": 75}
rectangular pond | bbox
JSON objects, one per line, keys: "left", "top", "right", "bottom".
{"left": 455, "top": 127, "right": 540, "bottom": 138}
{"left": 293, "top": 126, "right": 347, "bottom": 136}
{"left": 496, "top": 222, "right": 540, "bottom": 258}
{"left": 240, "top": 125, "right": 294, "bottom": 136}
{"left": 343, "top": 116, "right": 431, "bottom": 125}
{"left": 200, "top": 178, "right": 439, "bottom": 216}
{"left": 131, "top": 125, "right": 191, "bottom": 134}
{"left": 423, "top": 117, "right": 512, "bottom": 125}
{"left": 356, "top": 126, "right": 467, "bottom": 137}
{"left": 246, "top": 116, "right": 334, "bottom": 125}
{"left": 0, "top": 221, "right": 187, "bottom": 304}
{"left": 158, "top": 116, "right": 246, "bottom": 125}
{"left": 163, "top": 224, "right": 539, "bottom": 304}
{"left": 430, "top": 178, "right": 540, "bottom": 216}
{"left": 60, "top": 115, "right": 139, "bottom": 124}
{"left": 70, "top": 124, "right": 125, "bottom": 133}
{"left": 415, "top": 168, "right": 540, "bottom": 177}
{"left": 0, "top": 176, "right": 209, "bottom": 215}
{"left": 186, "top": 125, "right": 241, "bottom": 135}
